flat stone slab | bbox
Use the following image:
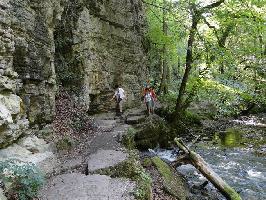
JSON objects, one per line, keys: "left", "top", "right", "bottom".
{"left": 59, "top": 156, "right": 83, "bottom": 172}
{"left": 39, "top": 173, "right": 135, "bottom": 200}
{"left": 93, "top": 112, "right": 116, "bottom": 120}
{"left": 95, "top": 119, "right": 117, "bottom": 130}
{"left": 112, "top": 124, "right": 132, "bottom": 142}
{"left": 87, "top": 149, "right": 128, "bottom": 172}
{"left": 126, "top": 115, "right": 146, "bottom": 125}
{"left": 124, "top": 107, "right": 146, "bottom": 117}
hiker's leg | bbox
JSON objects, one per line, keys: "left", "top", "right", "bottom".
{"left": 151, "top": 99, "right": 154, "bottom": 114}
{"left": 116, "top": 102, "right": 120, "bottom": 116}
{"left": 145, "top": 102, "right": 149, "bottom": 115}
{"left": 119, "top": 100, "right": 123, "bottom": 113}
{"left": 148, "top": 101, "right": 152, "bottom": 115}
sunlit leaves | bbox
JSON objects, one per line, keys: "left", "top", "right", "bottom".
{"left": 146, "top": 0, "right": 265, "bottom": 116}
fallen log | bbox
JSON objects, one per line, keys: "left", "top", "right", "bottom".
{"left": 174, "top": 138, "right": 242, "bottom": 200}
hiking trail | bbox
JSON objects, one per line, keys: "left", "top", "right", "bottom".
{"left": 38, "top": 107, "right": 147, "bottom": 200}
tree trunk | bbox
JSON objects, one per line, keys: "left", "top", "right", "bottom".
{"left": 218, "top": 25, "right": 233, "bottom": 74}
{"left": 159, "top": 0, "right": 168, "bottom": 95}
{"left": 174, "top": 138, "right": 242, "bottom": 200}
{"left": 175, "top": 12, "right": 198, "bottom": 116}
{"left": 174, "top": 0, "right": 225, "bottom": 117}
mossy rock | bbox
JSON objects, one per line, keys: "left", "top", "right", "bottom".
{"left": 219, "top": 128, "right": 244, "bottom": 147}
{"left": 151, "top": 156, "right": 189, "bottom": 200}
{"left": 142, "top": 158, "right": 153, "bottom": 168}
{"left": 93, "top": 152, "right": 152, "bottom": 200}
{"left": 134, "top": 115, "right": 173, "bottom": 149}
{"left": 133, "top": 114, "right": 194, "bottom": 150}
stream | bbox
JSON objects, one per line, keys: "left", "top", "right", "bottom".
{"left": 154, "top": 114, "right": 266, "bottom": 200}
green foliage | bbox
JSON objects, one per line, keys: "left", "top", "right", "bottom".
{"left": 56, "top": 137, "right": 73, "bottom": 151}
{"left": 146, "top": 0, "right": 266, "bottom": 118}
{"left": 134, "top": 166, "right": 152, "bottom": 200}
{"left": 94, "top": 153, "right": 152, "bottom": 200}
{"left": 157, "top": 92, "right": 176, "bottom": 117}
{"left": 122, "top": 128, "right": 137, "bottom": 150}
{"left": 145, "top": 0, "right": 188, "bottom": 78}
{"left": 0, "top": 159, "right": 44, "bottom": 200}
{"left": 184, "top": 110, "right": 202, "bottom": 125}
{"left": 194, "top": 78, "right": 266, "bottom": 117}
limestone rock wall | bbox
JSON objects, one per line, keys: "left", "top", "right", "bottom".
{"left": 0, "top": 0, "right": 148, "bottom": 148}
{"left": 0, "top": 0, "right": 63, "bottom": 147}
{"left": 55, "top": 0, "right": 148, "bottom": 112}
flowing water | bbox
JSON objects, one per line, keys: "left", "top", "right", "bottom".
{"left": 154, "top": 115, "right": 266, "bottom": 200}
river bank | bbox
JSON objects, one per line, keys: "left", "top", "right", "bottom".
{"left": 146, "top": 113, "right": 266, "bottom": 200}
{"left": 2, "top": 105, "right": 264, "bottom": 199}
{"left": 36, "top": 107, "right": 199, "bottom": 199}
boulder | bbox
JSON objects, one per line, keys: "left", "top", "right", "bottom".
{"left": 0, "top": 76, "right": 17, "bottom": 92}
{"left": 134, "top": 115, "right": 172, "bottom": 150}
{"left": 18, "top": 135, "right": 54, "bottom": 153}
{"left": 0, "top": 136, "right": 57, "bottom": 175}
{"left": 0, "top": 118, "right": 28, "bottom": 148}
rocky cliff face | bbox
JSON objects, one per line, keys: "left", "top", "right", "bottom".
{"left": 55, "top": 0, "right": 148, "bottom": 112}
{"left": 0, "top": 0, "right": 148, "bottom": 148}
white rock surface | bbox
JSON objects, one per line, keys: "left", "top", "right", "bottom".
{"left": 0, "top": 94, "right": 21, "bottom": 115}
{"left": 18, "top": 135, "right": 53, "bottom": 153}
{"left": 38, "top": 173, "right": 136, "bottom": 200}
{"left": 0, "top": 103, "right": 12, "bottom": 125}
{"left": 87, "top": 149, "right": 128, "bottom": 172}
{"left": 0, "top": 188, "right": 7, "bottom": 200}
{"left": 0, "top": 136, "right": 58, "bottom": 175}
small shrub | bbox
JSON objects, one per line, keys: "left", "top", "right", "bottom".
{"left": 122, "top": 128, "right": 136, "bottom": 150}
{"left": 94, "top": 153, "right": 152, "bottom": 200}
{"left": 56, "top": 137, "right": 73, "bottom": 151}
{"left": 184, "top": 110, "right": 202, "bottom": 125}
{"left": 0, "top": 159, "right": 44, "bottom": 200}
{"left": 142, "top": 158, "right": 152, "bottom": 168}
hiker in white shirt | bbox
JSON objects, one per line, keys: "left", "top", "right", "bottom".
{"left": 143, "top": 87, "right": 152, "bottom": 116}
{"left": 112, "top": 84, "right": 126, "bottom": 116}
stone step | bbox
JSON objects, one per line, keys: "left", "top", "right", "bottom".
{"left": 126, "top": 115, "right": 146, "bottom": 125}
{"left": 112, "top": 124, "right": 132, "bottom": 142}
{"left": 38, "top": 173, "right": 135, "bottom": 200}
{"left": 95, "top": 119, "right": 117, "bottom": 130}
{"left": 87, "top": 149, "right": 128, "bottom": 173}
{"left": 124, "top": 108, "right": 146, "bottom": 117}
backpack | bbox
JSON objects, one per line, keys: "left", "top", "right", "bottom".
{"left": 144, "top": 92, "right": 152, "bottom": 102}
{"left": 116, "top": 90, "right": 122, "bottom": 102}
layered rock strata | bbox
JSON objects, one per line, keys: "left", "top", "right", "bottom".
{"left": 55, "top": 0, "right": 148, "bottom": 112}
{"left": 0, "top": 0, "right": 147, "bottom": 147}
